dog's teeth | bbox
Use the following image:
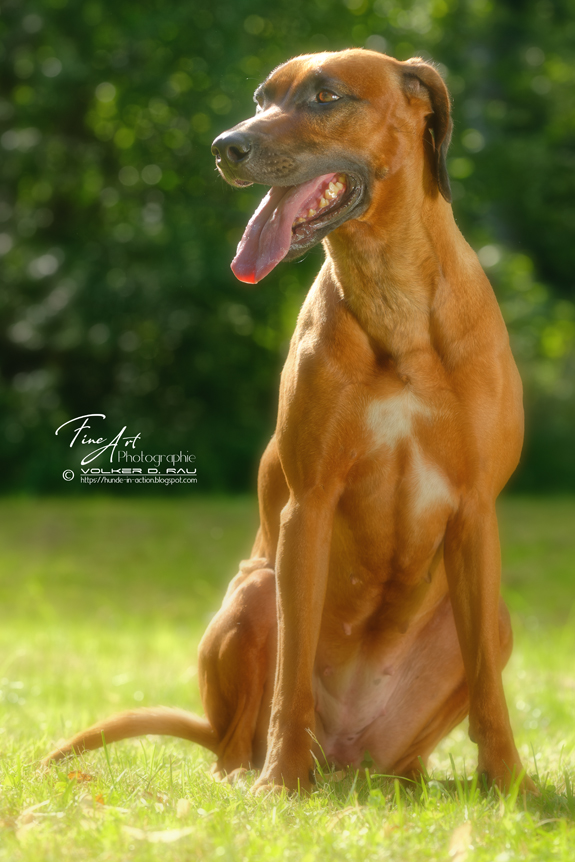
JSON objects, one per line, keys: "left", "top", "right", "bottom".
{"left": 335, "top": 182, "right": 344, "bottom": 191}
{"left": 325, "top": 189, "right": 337, "bottom": 200}
{"left": 319, "top": 197, "right": 328, "bottom": 208}
{"left": 308, "top": 208, "right": 317, "bottom": 217}
{"left": 328, "top": 182, "right": 337, "bottom": 192}
{"left": 294, "top": 216, "right": 305, "bottom": 224}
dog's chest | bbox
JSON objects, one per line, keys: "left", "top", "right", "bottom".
{"left": 326, "top": 386, "right": 456, "bottom": 624}
{"left": 366, "top": 388, "right": 432, "bottom": 450}
{"left": 351, "top": 386, "right": 456, "bottom": 529}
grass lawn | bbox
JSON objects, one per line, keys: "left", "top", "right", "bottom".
{"left": 0, "top": 495, "right": 574, "bottom": 861}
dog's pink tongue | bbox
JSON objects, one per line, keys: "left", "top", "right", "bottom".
{"left": 231, "top": 174, "right": 335, "bottom": 283}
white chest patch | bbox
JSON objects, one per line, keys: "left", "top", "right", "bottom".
{"left": 366, "top": 389, "right": 432, "bottom": 449}
{"left": 409, "top": 445, "right": 455, "bottom": 516}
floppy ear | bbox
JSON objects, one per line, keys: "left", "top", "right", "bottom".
{"left": 402, "top": 58, "right": 453, "bottom": 203}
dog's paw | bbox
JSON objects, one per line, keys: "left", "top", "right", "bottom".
{"left": 477, "top": 752, "right": 538, "bottom": 796}
{"left": 225, "top": 767, "right": 251, "bottom": 786}
{"left": 251, "top": 779, "right": 285, "bottom": 797}
{"left": 251, "top": 765, "right": 315, "bottom": 796}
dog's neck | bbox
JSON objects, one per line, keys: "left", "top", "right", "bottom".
{"left": 324, "top": 184, "right": 464, "bottom": 362}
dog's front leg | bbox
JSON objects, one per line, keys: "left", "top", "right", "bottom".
{"left": 444, "top": 498, "right": 534, "bottom": 792}
{"left": 252, "top": 488, "right": 338, "bottom": 794}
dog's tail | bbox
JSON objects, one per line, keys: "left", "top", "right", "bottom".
{"left": 42, "top": 707, "right": 219, "bottom": 765}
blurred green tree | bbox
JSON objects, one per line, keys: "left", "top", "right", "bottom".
{"left": 0, "top": 0, "right": 573, "bottom": 491}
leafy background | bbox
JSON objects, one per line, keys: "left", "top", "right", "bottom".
{"left": 1, "top": 0, "right": 574, "bottom": 492}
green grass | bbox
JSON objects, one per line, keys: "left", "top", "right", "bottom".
{"left": 0, "top": 495, "right": 574, "bottom": 861}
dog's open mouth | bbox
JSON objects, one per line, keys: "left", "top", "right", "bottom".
{"left": 231, "top": 172, "right": 364, "bottom": 283}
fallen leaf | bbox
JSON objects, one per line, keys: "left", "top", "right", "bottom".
{"left": 449, "top": 821, "right": 473, "bottom": 862}
{"left": 177, "top": 798, "right": 191, "bottom": 819}
{"left": 122, "top": 825, "right": 195, "bottom": 844}
{"left": 142, "top": 790, "right": 169, "bottom": 804}
{"left": 326, "top": 806, "right": 359, "bottom": 831}
{"left": 16, "top": 800, "right": 49, "bottom": 826}
{"left": 68, "top": 771, "right": 93, "bottom": 782}
{"left": 317, "top": 770, "right": 346, "bottom": 784}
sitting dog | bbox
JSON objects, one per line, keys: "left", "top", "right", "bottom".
{"left": 44, "top": 49, "right": 532, "bottom": 793}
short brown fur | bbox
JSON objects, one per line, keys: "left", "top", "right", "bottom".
{"left": 44, "top": 50, "right": 533, "bottom": 794}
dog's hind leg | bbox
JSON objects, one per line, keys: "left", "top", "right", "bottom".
{"left": 42, "top": 566, "right": 277, "bottom": 772}
{"left": 199, "top": 565, "right": 277, "bottom": 778}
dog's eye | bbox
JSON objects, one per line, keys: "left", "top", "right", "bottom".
{"left": 316, "top": 90, "right": 339, "bottom": 103}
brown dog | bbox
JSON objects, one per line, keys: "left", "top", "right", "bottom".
{"left": 44, "top": 49, "right": 532, "bottom": 794}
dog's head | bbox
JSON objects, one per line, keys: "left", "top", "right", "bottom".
{"left": 211, "top": 49, "right": 452, "bottom": 284}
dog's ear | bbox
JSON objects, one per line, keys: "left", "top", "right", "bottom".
{"left": 402, "top": 59, "right": 452, "bottom": 203}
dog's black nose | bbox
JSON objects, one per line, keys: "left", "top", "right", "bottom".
{"left": 211, "top": 132, "right": 252, "bottom": 165}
